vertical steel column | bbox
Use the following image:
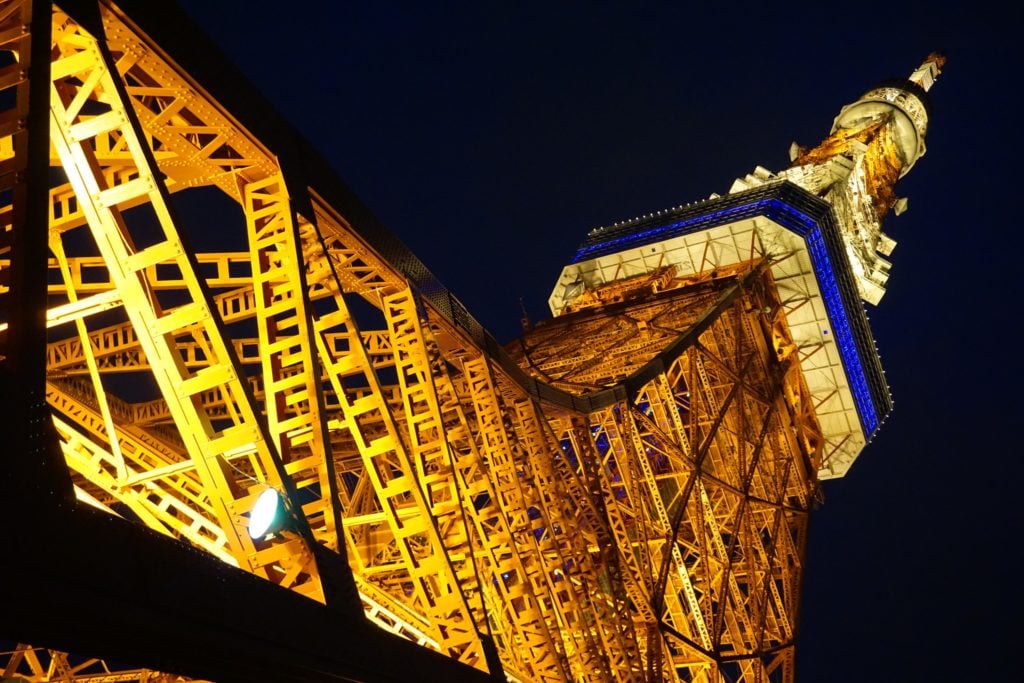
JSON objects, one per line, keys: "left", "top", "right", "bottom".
{"left": 1, "top": 0, "right": 73, "bottom": 511}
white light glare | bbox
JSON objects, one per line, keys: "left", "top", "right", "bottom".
{"left": 248, "top": 488, "right": 282, "bottom": 539}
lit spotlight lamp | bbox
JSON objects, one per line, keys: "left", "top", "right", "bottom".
{"left": 248, "top": 487, "right": 287, "bottom": 540}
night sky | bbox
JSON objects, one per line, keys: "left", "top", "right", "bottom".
{"left": 174, "top": 2, "right": 1018, "bottom": 680}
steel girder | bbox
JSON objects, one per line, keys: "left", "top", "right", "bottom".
{"left": 0, "top": 2, "right": 820, "bottom": 682}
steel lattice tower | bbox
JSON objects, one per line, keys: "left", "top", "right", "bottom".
{"left": 0, "top": 1, "right": 941, "bottom": 681}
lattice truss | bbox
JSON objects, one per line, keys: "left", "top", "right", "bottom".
{"left": 0, "top": 2, "right": 822, "bottom": 682}
{"left": 0, "top": 644, "right": 209, "bottom": 682}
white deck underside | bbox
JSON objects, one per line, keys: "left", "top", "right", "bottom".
{"left": 550, "top": 216, "right": 867, "bottom": 479}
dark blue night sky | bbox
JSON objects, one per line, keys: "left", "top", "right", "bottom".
{"left": 175, "top": 2, "right": 1019, "bottom": 680}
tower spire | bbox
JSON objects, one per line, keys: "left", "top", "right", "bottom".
{"left": 909, "top": 52, "right": 946, "bottom": 92}
{"left": 726, "top": 56, "right": 944, "bottom": 304}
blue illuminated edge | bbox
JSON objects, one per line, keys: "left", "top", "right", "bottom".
{"left": 572, "top": 195, "right": 881, "bottom": 436}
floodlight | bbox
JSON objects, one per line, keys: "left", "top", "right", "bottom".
{"left": 248, "top": 488, "right": 284, "bottom": 539}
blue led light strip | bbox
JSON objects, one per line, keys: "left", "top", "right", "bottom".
{"left": 573, "top": 200, "right": 782, "bottom": 263}
{"left": 804, "top": 229, "right": 879, "bottom": 434}
{"left": 572, "top": 197, "right": 880, "bottom": 436}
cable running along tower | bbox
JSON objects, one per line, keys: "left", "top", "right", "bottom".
{"left": 0, "top": 1, "right": 942, "bottom": 681}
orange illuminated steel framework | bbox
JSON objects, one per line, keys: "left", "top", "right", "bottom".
{"left": 0, "top": 1, "right": 942, "bottom": 681}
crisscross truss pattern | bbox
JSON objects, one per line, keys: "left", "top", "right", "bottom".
{"left": 0, "top": 643, "right": 209, "bottom": 682}
{"left": 1, "top": 2, "right": 820, "bottom": 682}
{"left": 508, "top": 264, "right": 820, "bottom": 682}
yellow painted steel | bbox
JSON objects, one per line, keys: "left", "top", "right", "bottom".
{"left": 0, "top": 643, "right": 214, "bottom": 683}
{"left": 0, "top": 3, "right": 825, "bottom": 682}
{"left": 242, "top": 173, "right": 341, "bottom": 554}
{"left": 48, "top": 7, "right": 325, "bottom": 601}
